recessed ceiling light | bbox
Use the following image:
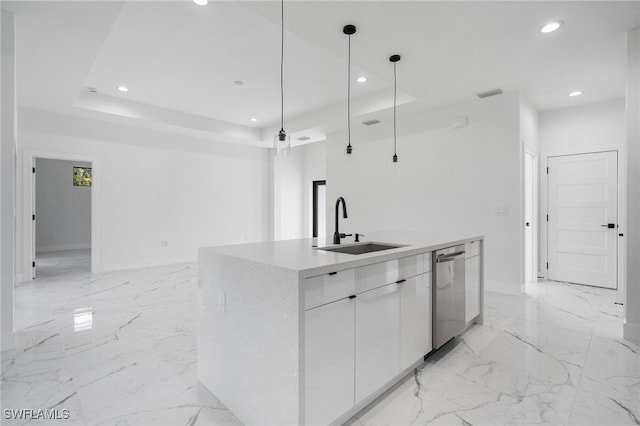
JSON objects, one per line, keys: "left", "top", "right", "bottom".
{"left": 540, "top": 21, "right": 563, "bottom": 34}
{"left": 569, "top": 90, "right": 583, "bottom": 97}
{"left": 357, "top": 76, "right": 367, "bottom": 83}
{"left": 250, "top": 117, "right": 257, "bottom": 122}
{"left": 117, "top": 85, "right": 129, "bottom": 92}
{"left": 193, "top": 0, "right": 208, "bottom": 6}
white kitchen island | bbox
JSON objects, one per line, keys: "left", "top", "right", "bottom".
{"left": 198, "top": 231, "right": 484, "bottom": 425}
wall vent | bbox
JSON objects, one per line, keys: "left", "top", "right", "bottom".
{"left": 476, "top": 88, "right": 503, "bottom": 99}
{"left": 362, "top": 119, "right": 380, "bottom": 126}
{"left": 296, "top": 136, "right": 311, "bottom": 141}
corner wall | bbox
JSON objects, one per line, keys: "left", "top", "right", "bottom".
{"left": 326, "top": 92, "right": 524, "bottom": 294}
{"left": 625, "top": 27, "right": 640, "bottom": 344}
{"left": 1, "top": 10, "right": 16, "bottom": 351}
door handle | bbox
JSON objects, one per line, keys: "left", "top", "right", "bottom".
{"left": 436, "top": 251, "right": 466, "bottom": 263}
{"left": 525, "top": 222, "right": 530, "bottom": 227}
{"left": 600, "top": 224, "right": 616, "bottom": 229}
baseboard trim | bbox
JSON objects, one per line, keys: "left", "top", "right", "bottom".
{"left": 37, "top": 243, "right": 91, "bottom": 253}
{"left": 36, "top": 243, "right": 91, "bottom": 253}
{"left": 624, "top": 322, "right": 640, "bottom": 344}
{"left": 1, "top": 331, "right": 16, "bottom": 352}
{"left": 485, "top": 279, "right": 524, "bottom": 295}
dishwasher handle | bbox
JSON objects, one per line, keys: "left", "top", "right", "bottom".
{"left": 436, "top": 251, "right": 466, "bottom": 263}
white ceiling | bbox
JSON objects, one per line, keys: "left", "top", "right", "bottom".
{"left": 4, "top": 1, "right": 640, "bottom": 146}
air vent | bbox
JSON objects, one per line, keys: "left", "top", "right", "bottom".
{"left": 85, "top": 87, "right": 98, "bottom": 93}
{"left": 362, "top": 119, "right": 380, "bottom": 126}
{"left": 296, "top": 136, "right": 311, "bottom": 141}
{"left": 476, "top": 88, "right": 503, "bottom": 99}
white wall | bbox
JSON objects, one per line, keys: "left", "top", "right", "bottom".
{"left": 273, "top": 141, "right": 326, "bottom": 240}
{"left": 538, "top": 99, "right": 627, "bottom": 292}
{"left": 326, "top": 92, "right": 524, "bottom": 294}
{"left": 17, "top": 108, "right": 271, "bottom": 274}
{"left": 625, "top": 27, "right": 640, "bottom": 344}
{"left": 1, "top": 10, "right": 16, "bottom": 351}
{"left": 35, "top": 159, "right": 91, "bottom": 252}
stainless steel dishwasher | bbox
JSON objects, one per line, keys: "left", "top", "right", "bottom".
{"left": 433, "top": 245, "right": 466, "bottom": 349}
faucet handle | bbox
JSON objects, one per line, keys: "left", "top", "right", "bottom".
{"left": 354, "top": 233, "right": 365, "bottom": 242}
{"left": 340, "top": 233, "right": 353, "bottom": 238}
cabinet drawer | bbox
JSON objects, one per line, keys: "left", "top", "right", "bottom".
{"left": 305, "top": 269, "right": 356, "bottom": 310}
{"left": 465, "top": 240, "right": 481, "bottom": 258}
{"left": 356, "top": 253, "right": 430, "bottom": 294}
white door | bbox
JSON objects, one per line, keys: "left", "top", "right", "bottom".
{"left": 547, "top": 151, "right": 618, "bottom": 289}
{"left": 525, "top": 153, "right": 535, "bottom": 282}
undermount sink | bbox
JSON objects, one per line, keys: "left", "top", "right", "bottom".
{"left": 317, "top": 242, "right": 406, "bottom": 255}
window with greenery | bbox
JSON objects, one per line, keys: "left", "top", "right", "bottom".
{"left": 73, "top": 167, "right": 92, "bottom": 187}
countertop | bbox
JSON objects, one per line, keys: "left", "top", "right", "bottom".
{"left": 200, "top": 231, "right": 483, "bottom": 278}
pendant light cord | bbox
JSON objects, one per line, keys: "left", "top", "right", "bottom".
{"left": 347, "top": 33, "right": 352, "bottom": 148}
{"left": 280, "top": 0, "right": 284, "bottom": 132}
{"left": 393, "top": 61, "right": 397, "bottom": 156}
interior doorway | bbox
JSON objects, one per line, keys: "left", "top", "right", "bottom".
{"left": 33, "top": 158, "right": 92, "bottom": 278}
{"left": 312, "top": 180, "right": 326, "bottom": 239}
{"left": 546, "top": 151, "right": 618, "bottom": 289}
{"left": 524, "top": 152, "right": 537, "bottom": 283}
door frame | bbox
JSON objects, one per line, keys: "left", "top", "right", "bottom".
{"left": 524, "top": 150, "right": 538, "bottom": 282}
{"left": 312, "top": 180, "right": 326, "bottom": 238}
{"left": 21, "top": 150, "right": 100, "bottom": 278}
{"left": 541, "top": 146, "right": 626, "bottom": 297}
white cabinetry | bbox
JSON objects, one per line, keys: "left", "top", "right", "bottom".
{"left": 400, "top": 273, "right": 432, "bottom": 371}
{"left": 465, "top": 241, "right": 481, "bottom": 323}
{"left": 355, "top": 283, "right": 401, "bottom": 404}
{"left": 305, "top": 297, "right": 355, "bottom": 425}
{"left": 304, "top": 252, "right": 434, "bottom": 424}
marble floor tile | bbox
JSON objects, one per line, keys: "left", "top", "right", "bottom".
{"left": 2, "top": 251, "right": 638, "bottom": 426}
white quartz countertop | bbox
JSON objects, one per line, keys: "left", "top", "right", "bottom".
{"left": 200, "top": 231, "right": 483, "bottom": 278}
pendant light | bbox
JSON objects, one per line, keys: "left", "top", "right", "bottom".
{"left": 390, "top": 54, "right": 401, "bottom": 171}
{"left": 344, "top": 24, "right": 356, "bottom": 156}
{"left": 274, "top": 0, "right": 290, "bottom": 156}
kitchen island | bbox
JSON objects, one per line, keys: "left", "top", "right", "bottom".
{"left": 197, "top": 231, "right": 484, "bottom": 425}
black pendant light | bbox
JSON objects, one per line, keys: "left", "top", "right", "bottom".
{"left": 274, "top": 0, "right": 290, "bottom": 156}
{"left": 390, "top": 54, "right": 401, "bottom": 166}
{"left": 344, "top": 24, "right": 356, "bottom": 155}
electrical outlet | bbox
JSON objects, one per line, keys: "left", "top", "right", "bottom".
{"left": 160, "top": 240, "right": 168, "bottom": 247}
{"left": 218, "top": 291, "right": 226, "bottom": 313}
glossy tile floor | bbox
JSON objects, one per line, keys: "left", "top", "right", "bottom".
{"left": 2, "top": 250, "right": 639, "bottom": 425}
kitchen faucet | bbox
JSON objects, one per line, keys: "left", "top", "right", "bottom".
{"left": 333, "top": 197, "right": 352, "bottom": 244}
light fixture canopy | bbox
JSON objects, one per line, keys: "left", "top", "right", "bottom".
{"left": 274, "top": 0, "right": 290, "bottom": 156}
{"left": 569, "top": 90, "right": 583, "bottom": 97}
{"left": 344, "top": 24, "right": 356, "bottom": 156}
{"left": 540, "top": 20, "right": 563, "bottom": 33}
{"left": 390, "top": 54, "right": 401, "bottom": 168}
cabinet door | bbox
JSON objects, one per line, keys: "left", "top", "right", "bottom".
{"left": 305, "top": 298, "right": 355, "bottom": 425}
{"left": 355, "top": 283, "right": 400, "bottom": 404}
{"left": 465, "top": 256, "right": 481, "bottom": 323}
{"left": 400, "top": 273, "right": 432, "bottom": 371}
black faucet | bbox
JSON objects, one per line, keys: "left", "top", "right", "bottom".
{"left": 333, "top": 197, "right": 352, "bottom": 244}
